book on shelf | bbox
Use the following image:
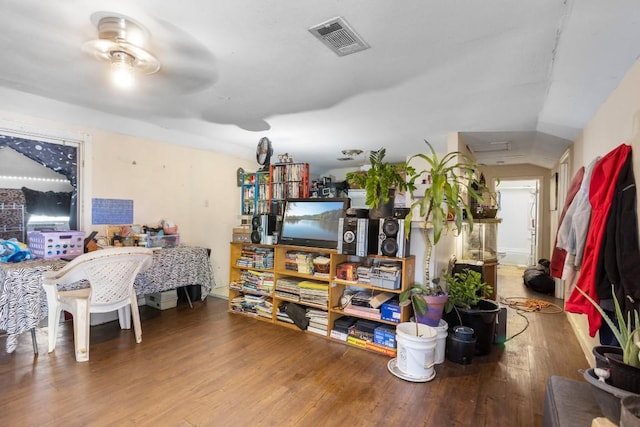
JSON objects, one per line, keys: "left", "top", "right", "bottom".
{"left": 298, "top": 281, "right": 328, "bottom": 290}
{"left": 330, "top": 330, "right": 348, "bottom": 341}
{"left": 365, "top": 341, "right": 397, "bottom": 357}
{"left": 276, "top": 313, "right": 294, "bottom": 324}
{"left": 346, "top": 335, "right": 367, "bottom": 348}
{"left": 342, "top": 304, "right": 382, "bottom": 320}
{"left": 275, "top": 291, "right": 299, "bottom": 301}
{"left": 307, "top": 325, "right": 328, "bottom": 336}
{"left": 309, "top": 320, "right": 328, "bottom": 330}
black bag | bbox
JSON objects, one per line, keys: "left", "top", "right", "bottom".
{"left": 284, "top": 302, "right": 309, "bottom": 331}
{"left": 523, "top": 259, "right": 555, "bottom": 294}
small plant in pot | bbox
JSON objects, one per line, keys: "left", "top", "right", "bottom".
{"left": 576, "top": 285, "right": 640, "bottom": 368}
{"left": 345, "top": 148, "right": 416, "bottom": 219}
{"left": 442, "top": 268, "right": 498, "bottom": 356}
{"left": 399, "top": 278, "right": 448, "bottom": 333}
{"left": 444, "top": 268, "right": 493, "bottom": 313}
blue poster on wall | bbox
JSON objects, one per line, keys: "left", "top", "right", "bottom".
{"left": 92, "top": 198, "right": 134, "bottom": 224}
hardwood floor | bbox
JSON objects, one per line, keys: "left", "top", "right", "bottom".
{"left": 0, "top": 266, "right": 589, "bottom": 426}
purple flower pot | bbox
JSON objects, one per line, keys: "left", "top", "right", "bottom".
{"left": 415, "top": 293, "right": 448, "bottom": 327}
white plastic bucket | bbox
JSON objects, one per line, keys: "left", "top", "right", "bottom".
{"left": 434, "top": 319, "right": 448, "bottom": 364}
{"left": 396, "top": 322, "right": 437, "bottom": 378}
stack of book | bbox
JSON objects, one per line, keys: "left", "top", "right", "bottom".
{"left": 275, "top": 278, "right": 301, "bottom": 301}
{"left": 347, "top": 318, "right": 381, "bottom": 343}
{"left": 330, "top": 316, "right": 358, "bottom": 341}
{"left": 356, "top": 265, "right": 372, "bottom": 284}
{"left": 230, "top": 295, "right": 273, "bottom": 316}
{"left": 341, "top": 291, "right": 394, "bottom": 320}
{"left": 255, "top": 297, "right": 273, "bottom": 319}
{"left": 343, "top": 303, "right": 381, "bottom": 320}
{"left": 239, "top": 270, "right": 274, "bottom": 294}
{"left": 284, "top": 251, "right": 317, "bottom": 273}
{"left": 276, "top": 302, "right": 294, "bottom": 324}
{"left": 306, "top": 308, "right": 328, "bottom": 335}
{"left": 298, "top": 280, "right": 329, "bottom": 308}
{"left": 236, "top": 246, "right": 274, "bottom": 269}
{"left": 252, "top": 247, "right": 274, "bottom": 269}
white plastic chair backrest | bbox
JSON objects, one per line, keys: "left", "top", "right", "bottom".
{"left": 44, "top": 247, "right": 153, "bottom": 308}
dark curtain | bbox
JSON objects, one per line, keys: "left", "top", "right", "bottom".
{"left": 0, "top": 135, "right": 78, "bottom": 229}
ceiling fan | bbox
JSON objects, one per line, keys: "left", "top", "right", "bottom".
{"left": 336, "top": 149, "right": 364, "bottom": 161}
{"left": 81, "top": 11, "right": 217, "bottom": 95}
{"left": 83, "top": 12, "right": 161, "bottom": 89}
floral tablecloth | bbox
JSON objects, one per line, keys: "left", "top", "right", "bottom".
{"left": 0, "top": 246, "right": 213, "bottom": 353}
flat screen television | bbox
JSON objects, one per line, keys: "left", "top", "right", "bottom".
{"left": 278, "top": 198, "right": 350, "bottom": 249}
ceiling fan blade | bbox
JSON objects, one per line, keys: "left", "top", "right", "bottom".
{"left": 137, "top": 18, "right": 218, "bottom": 95}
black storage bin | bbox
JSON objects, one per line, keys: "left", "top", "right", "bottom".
{"left": 178, "top": 285, "right": 201, "bottom": 303}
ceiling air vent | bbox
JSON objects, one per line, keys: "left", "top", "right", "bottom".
{"left": 308, "top": 17, "right": 370, "bottom": 56}
{"left": 468, "top": 141, "right": 512, "bottom": 153}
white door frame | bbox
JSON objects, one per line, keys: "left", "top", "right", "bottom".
{"left": 495, "top": 177, "right": 542, "bottom": 267}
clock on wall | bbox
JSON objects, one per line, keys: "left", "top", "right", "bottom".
{"left": 256, "top": 137, "right": 273, "bottom": 171}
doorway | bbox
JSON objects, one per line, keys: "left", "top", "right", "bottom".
{"left": 495, "top": 179, "right": 540, "bottom": 267}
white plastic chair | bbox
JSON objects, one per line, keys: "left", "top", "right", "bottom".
{"left": 42, "top": 247, "right": 153, "bottom": 362}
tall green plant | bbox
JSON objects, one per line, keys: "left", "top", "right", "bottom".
{"left": 346, "top": 148, "right": 415, "bottom": 209}
{"left": 405, "top": 140, "right": 486, "bottom": 287}
{"left": 576, "top": 285, "right": 640, "bottom": 367}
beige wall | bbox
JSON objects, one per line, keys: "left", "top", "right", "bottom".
{"left": 0, "top": 111, "right": 255, "bottom": 298}
{"left": 564, "top": 57, "right": 640, "bottom": 361}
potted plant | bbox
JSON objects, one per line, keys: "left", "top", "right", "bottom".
{"left": 399, "top": 278, "right": 448, "bottom": 328}
{"left": 345, "top": 148, "right": 416, "bottom": 219}
{"left": 404, "top": 140, "right": 487, "bottom": 292}
{"left": 576, "top": 285, "right": 640, "bottom": 369}
{"left": 442, "top": 268, "right": 499, "bottom": 356}
{"left": 444, "top": 268, "right": 492, "bottom": 312}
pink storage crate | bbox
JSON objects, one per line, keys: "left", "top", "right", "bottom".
{"left": 28, "top": 231, "right": 85, "bottom": 259}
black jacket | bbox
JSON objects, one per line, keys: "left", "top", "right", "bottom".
{"left": 596, "top": 152, "right": 640, "bottom": 314}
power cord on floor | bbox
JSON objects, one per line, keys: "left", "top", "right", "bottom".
{"left": 499, "top": 296, "right": 564, "bottom": 343}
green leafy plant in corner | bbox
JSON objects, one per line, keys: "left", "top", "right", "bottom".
{"left": 443, "top": 268, "right": 492, "bottom": 313}
{"left": 576, "top": 285, "right": 640, "bottom": 368}
{"left": 345, "top": 148, "right": 416, "bottom": 209}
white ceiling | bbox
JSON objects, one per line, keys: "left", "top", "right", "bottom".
{"left": 0, "top": 0, "right": 639, "bottom": 174}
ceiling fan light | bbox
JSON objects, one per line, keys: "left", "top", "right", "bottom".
{"left": 110, "top": 51, "right": 135, "bottom": 89}
{"left": 83, "top": 12, "right": 161, "bottom": 85}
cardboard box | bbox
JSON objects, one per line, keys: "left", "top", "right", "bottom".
{"left": 146, "top": 290, "right": 178, "bottom": 310}
{"left": 381, "top": 298, "right": 401, "bottom": 323}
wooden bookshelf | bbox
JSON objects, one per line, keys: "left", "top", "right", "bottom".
{"left": 228, "top": 242, "right": 415, "bottom": 357}
{"left": 268, "top": 163, "right": 309, "bottom": 215}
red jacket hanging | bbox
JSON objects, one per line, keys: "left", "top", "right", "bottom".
{"left": 565, "top": 143, "right": 632, "bottom": 336}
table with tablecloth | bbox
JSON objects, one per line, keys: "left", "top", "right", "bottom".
{"left": 0, "top": 246, "right": 213, "bottom": 353}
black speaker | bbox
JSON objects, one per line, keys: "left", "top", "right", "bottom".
{"left": 377, "top": 218, "right": 410, "bottom": 258}
{"left": 251, "top": 214, "right": 277, "bottom": 244}
{"left": 338, "top": 218, "right": 371, "bottom": 256}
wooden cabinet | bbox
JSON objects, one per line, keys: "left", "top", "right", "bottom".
{"left": 268, "top": 163, "right": 309, "bottom": 215}
{"left": 228, "top": 242, "right": 415, "bottom": 356}
{"left": 240, "top": 171, "right": 270, "bottom": 216}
